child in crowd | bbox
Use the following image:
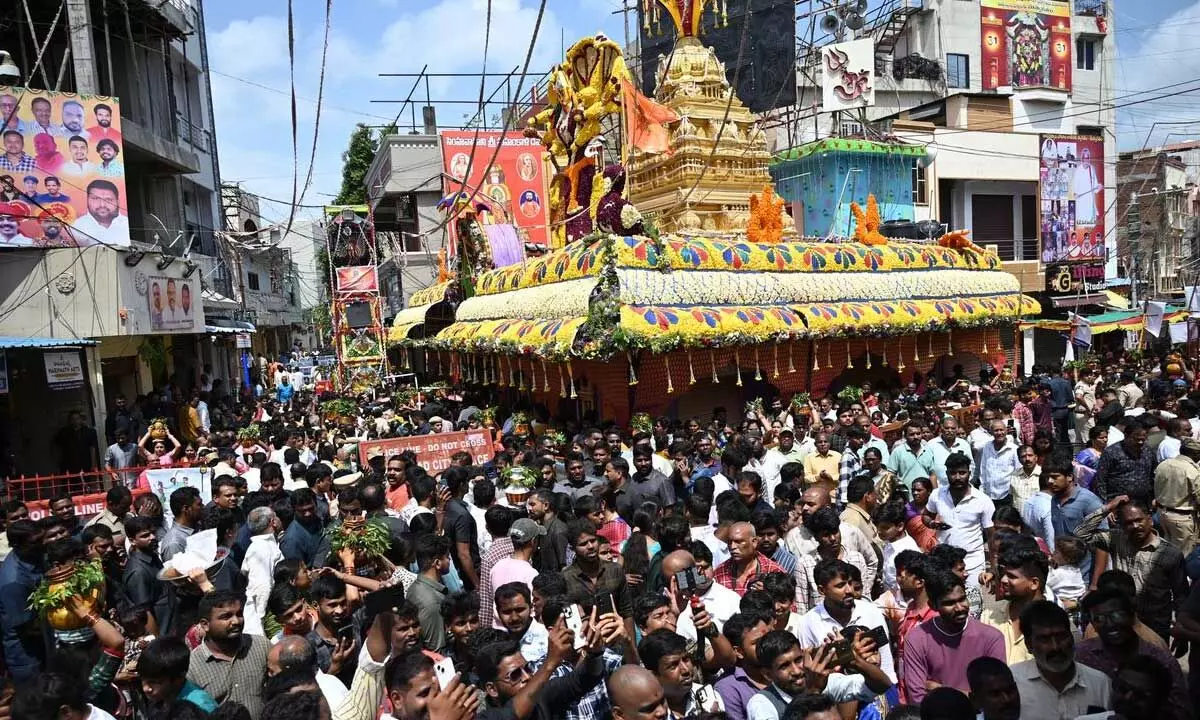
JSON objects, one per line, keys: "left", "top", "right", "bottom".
{"left": 1048, "top": 536, "right": 1087, "bottom": 612}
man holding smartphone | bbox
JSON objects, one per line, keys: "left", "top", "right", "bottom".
{"left": 745, "top": 630, "right": 892, "bottom": 719}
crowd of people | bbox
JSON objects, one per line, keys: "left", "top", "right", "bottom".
{"left": 5, "top": 349, "right": 1200, "bottom": 720}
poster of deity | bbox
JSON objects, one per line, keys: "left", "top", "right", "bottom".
{"left": 980, "top": 0, "right": 1072, "bottom": 92}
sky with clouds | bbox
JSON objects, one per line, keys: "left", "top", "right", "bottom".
{"left": 203, "top": 0, "right": 1200, "bottom": 222}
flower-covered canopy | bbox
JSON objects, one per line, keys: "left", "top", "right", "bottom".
{"left": 404, "top": 233, "right": 1040, "bottom": 360}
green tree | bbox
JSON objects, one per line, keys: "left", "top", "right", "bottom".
{"left": 332, "top": 123, "right": 396, "bottom": 205}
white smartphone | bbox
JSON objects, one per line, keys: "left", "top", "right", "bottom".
{"left": 433, "top": 657, "right": 456, "bottom": 690}
{"left": 562, "top": 603, "right": 587, "bottom": 649}
{"left": 694, "top": 684, "right": 724, "bottom": 711}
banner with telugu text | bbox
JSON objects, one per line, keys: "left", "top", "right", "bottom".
{"left": 440, "top": 130, "right": 550, "bottom": 247}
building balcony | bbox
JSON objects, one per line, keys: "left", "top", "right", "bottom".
{"left": 176, "top": 112, "right": 212, "bottom": 154}
{"left": 122, "top": 117, "right": 201, "bottom": 174}
{"left": 123, "top": 0, "right": 196, "bottom": 37}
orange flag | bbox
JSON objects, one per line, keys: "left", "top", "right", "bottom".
{"left": 620, "top": 77, "right": 679, "bottom": 155}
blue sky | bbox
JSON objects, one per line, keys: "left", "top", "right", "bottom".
{"left": 203, "top": 0, "right": 1200, "bottom": 221}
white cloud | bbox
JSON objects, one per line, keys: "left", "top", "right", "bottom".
{"left": 208, "top": 0, "right": 622, "bottom": 220}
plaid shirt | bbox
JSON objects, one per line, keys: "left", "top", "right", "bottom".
{"left": 713, "top": 553, "right": 786, "bottom": 596}
{"left": 1011, "top": 402, "right": 1035, "bottom": 446}
{"left": 0, "top": 154, "right": 35, "bottom": 173}
{"left": 479, "top": 536, "right": 515, "bottom": 635}
{"left": 530, "top": 649, "right": 624, "bottom": 720}
{"left": 838, "top": 447, "right": 862, "bottom": 506}
{"left": 794, "top": 548, "right": 868, "bottom": 613}
{"left": 1074, "top": 506, "right": 1187, "bottom": 634}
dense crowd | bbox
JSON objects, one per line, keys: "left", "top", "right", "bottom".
{"left": 6, "top": 350, "right": 1200, "bottom": 720}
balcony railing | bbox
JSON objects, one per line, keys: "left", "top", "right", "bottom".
{"left": 1075, "top": 0, "right": 1106, "bottom": 16}
{"left": 175, "top": 112, "right": 212, "bottom": 153}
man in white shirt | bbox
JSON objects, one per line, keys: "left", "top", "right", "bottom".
{"left": 874, "top": 502, "right": 920, "bottom": 594}
{"left": 0, "top": 213, "right": 34, "bottom": 246}
{"left": 796, "top": 557, "right": 896, "bottom": 684}
{"left": 686, "top": 495, "right": 729, "bottom": 567}
{"left": 745, "top": 630, "right": 889, "bottom": 720}
{"left": 1158, "top": 418, "right": 1189, "bottom": 462}
{"left": 968, "top": 408, "right": 998, "bottom": 466}
{"left": 1011, "top": 601, "right": 1110, "bottom": 720}
{"left": 72, "top": 179, "right": 129, "bottom": 245}
{"left": 975, "top": 420, "right": 1021, "bottom": 504}
{"left": 242, "top": 507, "right": 283, "bottom": 636}
{"left": 926, "top": 452, "right": 995, "bottom": 583}
{"left": 267, "top": 636, "right": 349, "bottom": 712}
{"left": 664, "top": 548, "right": 740, "bottom": 641}
{"left": 1009, "top": 445, "right": 1041, "bottom": 515}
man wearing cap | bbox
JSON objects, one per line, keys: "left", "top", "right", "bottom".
{"left": 487, "top": 518, "right": 543, "bottom": 628}
{"left": 1154, "top": 437, "right": 1200, "bottom": 554}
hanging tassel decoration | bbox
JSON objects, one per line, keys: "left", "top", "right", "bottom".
{"left": 812, "top": 342, "right": 820, "bottom": 371}
{"left": 898, "top": 338, "right": 906, "bottom": 371}
{"left": 735, "top": 350, "right": 744, "bottom": 386}
{"left": 982, "top": 331, "right": 989, "bottom": 355}
{"left": 510, "top": 356, "right": 518, "bottom": 386}
{"left": 847, "top": 340, "right": 854, "bottom": 369}
{"left": 754, "top": 347, "right": 762, "bottom": 381}
{"left": 947, "top": 329, "right": 954, "bottom": 356}
{"left": 826, "top": 341, "right": 832, "bottom": 368}
{"left": 542, "top": 359, "right": 551, "bottom": 392}
{"left": 687, "top": 349, "right": 697, "bottom": 385}
{"left": 665, "top": 354, "right": 675, "bottom": 394}
{"left": 568, "top": 361, "right": 577, "bottom": 399}
{"left": 928, "top": 332, "right": 934, "bottom": 359}
{"left": 772, "top": 345, "right": 780, "bottom": 378}
{"left": 711, "top": 349, "right": 720, "bottom": 384}
{"left": 914, "top": 335, "right": 921, "bottom": 363}
{"left": 559, "top": 364, "right": 567, "bottom": 398}
{"left": 865, "top": 339, "right": 872, "bottom": 369}
{"left": 881, "top": 339, "right": 889, "bottom": 367}
{"left": 628, "top": 351, "right": 639, "bottom": 386}
{"left": 788, "top": 343, "right": 796, "bottom": 373}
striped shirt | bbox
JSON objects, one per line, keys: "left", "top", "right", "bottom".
{"left": 187, "top": 634, "right": 270, "bottom": 719}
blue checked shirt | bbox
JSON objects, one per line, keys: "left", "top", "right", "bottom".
{"left": 0, "top": 154, "right": 35, "bottom": 173}
{"left": 530, "top": 649, "right": 625, "bottom": 720}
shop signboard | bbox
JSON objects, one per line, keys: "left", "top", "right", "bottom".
{"left": 440, "top": 130, "right": 550, "bottom": 248}
{"left": 0, "top": 86, "right": 131, "bottom": 247}
{"left": 44, "top": 350, "right": 83, "bottom": 389}
{"left": 358, "top": 429, "right": 495, "bottom": 475}
{"left": 235, "top": 333, "right": 252, "bottom": 349}
{"left": 1045, "top": 262, "right": 1105, "bottom": 295}
{"left": 980, "top": 0, "right": 1072, "bottom": 92}
{"left": 1040, "top": 134, "right": 1105, "bottom": 263}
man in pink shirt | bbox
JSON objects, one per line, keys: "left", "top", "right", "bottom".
{"left": 902, "top": 567, "right": 1005, "bottom": 704}
{"left": 488, "top": 517, "right": 544, "bottom": 628}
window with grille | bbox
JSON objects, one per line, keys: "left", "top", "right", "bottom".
{"left": 947, "top": 54, "right": 969, "bottom": 88}
{"left": 912, "top": 160, "right": 928, "bottom": 205}
{"left": 1076, "top": 39, "right": 1096, "bottom": 70}
{"left": 247, "top": 272, "right": 260, "bottom": 291}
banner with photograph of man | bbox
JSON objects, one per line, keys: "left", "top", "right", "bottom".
{"left": 0, "top": 86, "right": 129, "bottom": 248}
{"left": 1040, "top": 134, "right": 1105, "bottom": 263}
{"left": 147, "top": 275, "right": 200, "bottom": 332}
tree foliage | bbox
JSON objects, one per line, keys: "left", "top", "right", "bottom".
{"left": 332, "top": 123, "right": 396, "bottom": 205}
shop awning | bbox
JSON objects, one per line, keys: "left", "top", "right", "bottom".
{"left": 0, "top": 336, "right": 97, "bottom": 348}
{"left": 1019, "top": 306, "right": 1188, "bottom": 334}
{"left": 201, "top": 288, "right": 241, "bottom": 310}
{"left": 205, "top": 318, "right": 256, "bottom": 334}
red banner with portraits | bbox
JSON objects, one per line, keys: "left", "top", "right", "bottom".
{"left": 440, "top": 130, "right": 549, "bottom": 247}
